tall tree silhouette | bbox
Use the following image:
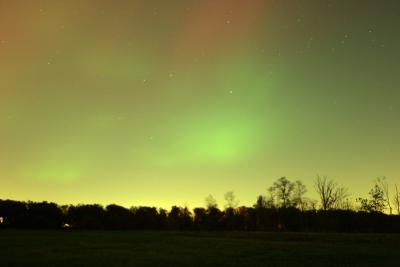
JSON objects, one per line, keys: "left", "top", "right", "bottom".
{"left": 376, "top": 177, "right": 392, "bottom": 214}
{"left": 205, "top": 194, "right": 217, "bottom": 209}
{"left": 254, "top": 195, "right": 267, "bottom": 209}
{"left": 393, "top": 184, "right": 400, "bottom": 215}
{"left": 314, "top": 176, "right": 348, "bottom": 210}
{"left": 268, "top": 177, "right": 295, "bottom": 208}
{"left": 203, "top": 195, "right": 222, "bottom": 230}
{"left": 224, "top": 191, "right": 239, "bottom": 209}
{"left": 359, "top": 183, "right": 386, "bottom": 213}
{"left": 292, "top": 180, "right": 307, "bottom": 210}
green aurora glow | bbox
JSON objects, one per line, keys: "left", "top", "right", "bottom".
{"left": 0, "top": 0, "right": 399, "bottom": 208}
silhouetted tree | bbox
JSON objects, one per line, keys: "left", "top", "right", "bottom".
{"left": 393, "top": 184, "right": 400, "bottom": 215}
{"left": 26, "top": 201, "right": 63, "bottom": 229}
{"left": 130, "top": 206, "right": 159, "bottom": 229}
{"left": 157, "top": 208, "right": 168, "bottom": 229}
{"left": 0, "top": 200, "right": 27, "bottom": 228}
{"left": 268, "top": 177, "right": 295, "bottom": 208}
{"left": 222, "top": 207, "right": 235, "bottom": 230}
{"left": 205, "top": 206, "right": 223, "bottom": 230}
{"left": 376, "top": 176, "right": 392, "bottom": 214}
{"left": 359, "top": 184, "right": 386, "bottom": 213}
{"left": 167, "top": 206, "right": 192, "bottom": 230}
{"left": 105, "top": 204, "right": 131, "bottom": 229}
{"left": 254, "top": 195, "right": 267, "bottom": 209}
{"left": 2, "top": 177, "right": 400, "bottom": 233}
{"left": 67, "top": 204, "right": 105, "bottom": 229}
{"left": 314, "top": 176, "right": 348, "bottom": 210}
{"left": 205, "top": 194, "right": 217, "bottom": 209}
{"left": 252, "top": 196, "right": 279, "bottom": 231}
{"left": 300, "top": 198, "right": 318, "bottom": 211}
{"left": 224, "top": 191, "right": 239, "bottom": 209}
{"left": 193, "top": 207, "right": 206, "bottom": 230}
{"left": 292, "top": 180, "right": 307, "bottom": 210}
{"left": 239, "top": 206, "right": 257, "bottom": 230}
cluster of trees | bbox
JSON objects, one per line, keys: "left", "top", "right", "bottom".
{"left": 260, "top": 176, "right": 400, "bottom": 215}
{"left": 1, "top": 176, "right": 400, "bottom": 232}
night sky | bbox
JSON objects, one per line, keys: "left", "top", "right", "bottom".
{"left": 1, "top": 0, "right": 399, "bottom": 208}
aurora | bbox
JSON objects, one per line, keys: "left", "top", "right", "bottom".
{"left": 0, "top": 0, "right": 399, "bottom": 208}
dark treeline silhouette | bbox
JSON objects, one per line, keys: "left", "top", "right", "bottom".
{"left": 1, "top": 176, "right": 400, "bottom": 232}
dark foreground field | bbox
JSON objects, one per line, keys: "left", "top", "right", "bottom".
{"left": 0, "top": 230, "right": 399, "bottom": 267}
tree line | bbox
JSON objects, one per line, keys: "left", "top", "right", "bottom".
{"left": 1, "top": 176, "right": 400, "bottom": 232}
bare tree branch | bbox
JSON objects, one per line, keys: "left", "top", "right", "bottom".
{"left": 376, "top": 176, "right": 392, "bottom": 214}
{"left": 314, "top": 175, "right": 349, "bottom": 210}
{"left": 393, "top": 184, "right": 400, "bottom": 215}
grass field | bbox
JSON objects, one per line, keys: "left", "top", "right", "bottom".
{"left": 0, "top": 230, "right": 399, "bottom": 267}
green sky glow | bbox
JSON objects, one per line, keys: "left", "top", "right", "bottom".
{"left": 0, "top": 0, "right": 399, "bottom": 208}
